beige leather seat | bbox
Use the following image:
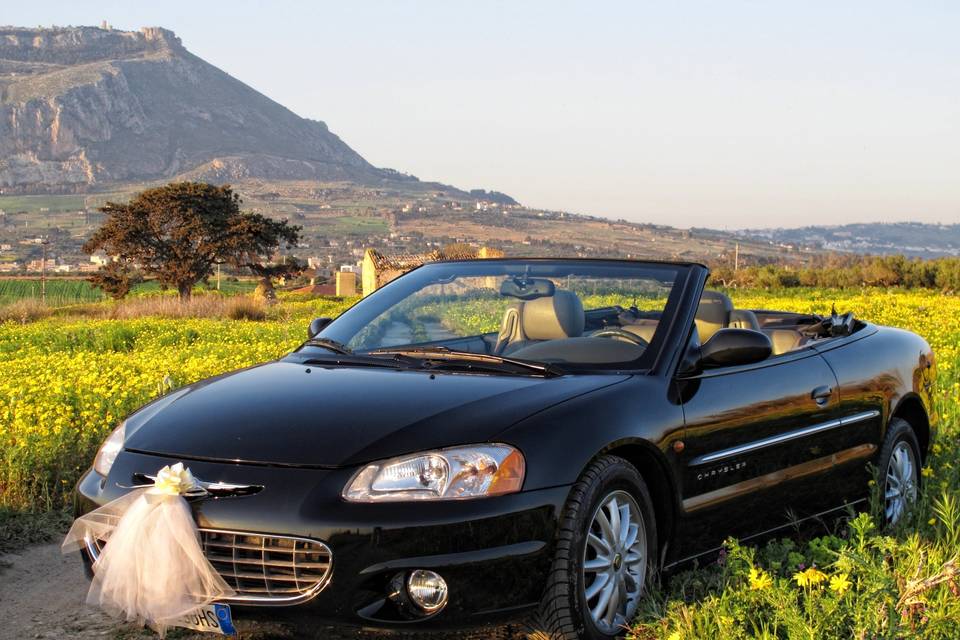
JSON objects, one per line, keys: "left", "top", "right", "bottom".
{"left": 622, "top": 320, "right": 659, "bottom": 343}
{"left": 765, "top": 328, "right": 805, "bottom": 355}
{"left": 695, "top": 290, "right": 761, "bottom": 342}
{"left": 495, "top": 290, "right": 584, "bottom": 354}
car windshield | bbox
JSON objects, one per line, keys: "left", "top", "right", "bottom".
{"left": 316, "top": 260, "right": 686, "bottom": 371}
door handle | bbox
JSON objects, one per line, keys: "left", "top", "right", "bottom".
{"left": 811, "top": 385, "right": 833, "bottom": 406}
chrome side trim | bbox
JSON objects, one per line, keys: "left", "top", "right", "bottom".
{"left": 683, "top": 443, "right": 877, "bottom": 512}
{"left": 689, "top": 410, "right": 880, "bottom": 466}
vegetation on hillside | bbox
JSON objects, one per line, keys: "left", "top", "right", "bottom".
{"left": 712, "top": 253, "right": 960, "bottom": 290}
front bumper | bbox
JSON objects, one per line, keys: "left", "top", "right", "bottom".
{"left": 75, "top": 450, "right": 569, "bottom": 631}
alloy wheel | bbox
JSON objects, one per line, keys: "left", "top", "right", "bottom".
{"left": 582, "top": 490, "right": 647, "bottom": 635}
{"left": 885, "top": 441, "right": 918, "bottom": 524}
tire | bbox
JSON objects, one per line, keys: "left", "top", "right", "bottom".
{"left": 527, "top": 455, "right": 658, "bottom": 640}
{"left": 876, "top": 417, "right": 922, "bottom": 526}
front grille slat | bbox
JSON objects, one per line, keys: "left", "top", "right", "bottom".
{"left": 203, "top": 540, "right": 320, "bottom": 553}
{"left": 205, "top": 554, "right": 330, "bottom": 569}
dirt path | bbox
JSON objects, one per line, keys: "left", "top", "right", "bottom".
{"left": 0, "top": 542, "right": 126, "bottom": 640}
{"left": 0, "top": 544, "right": 326, "bottom": 640}
{"left": 0, "top": 545, "right": 509, "bottom": 640}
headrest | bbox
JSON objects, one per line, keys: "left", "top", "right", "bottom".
{"left": 728, "top": 309, "right": 760, "bottom": 331}
{"left": 695, "top": 290, "right": 733, "bottom": 342}
{"left": 522, "top": 290, "right": 584, "bottom": 340}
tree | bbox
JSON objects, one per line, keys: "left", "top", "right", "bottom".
{"left": 83, "top": 182, "right": 301, "bottom": 299}
{"left": 87, "top": 261, "right": 143, "bottom": 300}
{"left": 222, "top": 212, "right": 304, "bottom": 300}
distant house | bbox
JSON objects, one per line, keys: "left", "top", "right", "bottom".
{"left": 27, "top": 258, "right": 57, "bottom": 272}
{"left": 362, "top": 249, "right": 440, "bottom": 297}
{"left": 361, "top": 246, "right": 504, "bottom": 297}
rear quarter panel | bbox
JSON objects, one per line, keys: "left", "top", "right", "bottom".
{"left": 813, "top": 324, "right": 938, "bottom": 455}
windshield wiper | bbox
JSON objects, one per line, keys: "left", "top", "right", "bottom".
{"left": 368, "top": 347, "right": 565, "bottom": 377}
{"left": 297, "top": 352, "right": 421, "bottom": 371}
{"left": 304, "top": 337, "right": 353, "bottom": 355}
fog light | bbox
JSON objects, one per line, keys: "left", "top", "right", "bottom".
{"left": 406, "top": 569, "right": 448, "bottom": 613}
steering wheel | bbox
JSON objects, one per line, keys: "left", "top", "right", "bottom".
{"left": 591, "top": 327, "right": 649, "bottom": 348}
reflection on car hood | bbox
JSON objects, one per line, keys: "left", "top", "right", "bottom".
{"left": 123, "top": 361, "right": 629, "bottom": 467}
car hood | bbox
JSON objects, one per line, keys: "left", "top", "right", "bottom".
{"left": 123, "top": 361, "right": 629, "bottom": 467}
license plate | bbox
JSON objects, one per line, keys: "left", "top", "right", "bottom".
{"left": 176, "top": 603, "right": 236, "bottom": 635}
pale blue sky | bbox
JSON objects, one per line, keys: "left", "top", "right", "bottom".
{"left": 6, "top": 1, "right": 960, "bottom": 228}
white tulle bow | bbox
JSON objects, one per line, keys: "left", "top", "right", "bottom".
{"left": 63, "top": 464, "right": 236, "bottom": 637}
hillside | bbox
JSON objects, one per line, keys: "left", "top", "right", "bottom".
{"left": 739, "top": 223, "right": 960, "bottom": 258}
{"left": 0, "top": 26, "right": 407, "bottom": 192}
{"left": 0, "top": 25, "right": 815, "bottom": 272}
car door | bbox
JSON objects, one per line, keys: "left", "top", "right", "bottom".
{"left": 671, "top": 345, "right": 859, "bottom": 556}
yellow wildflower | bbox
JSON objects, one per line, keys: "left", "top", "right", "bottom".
{"left": 829, "top": 572, "right": 851, "bottom": 595}
{"left": 793, "top": 567, "right": 828, "bottom": 588}
{"left": 921, "top": 466, "right": 934, "bottom": 478}
{"left": 748, "top": 567, "right": 773, "bottom": 590}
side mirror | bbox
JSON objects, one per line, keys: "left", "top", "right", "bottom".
{"left": 307, "top": 317, "right": 333, "bottom": 339}
{"left": 700, "top": 328, "right": 772, "bottom": 368}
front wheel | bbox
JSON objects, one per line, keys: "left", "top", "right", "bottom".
{"left": 531, "top": 456, "right": 658, "bottom": 640}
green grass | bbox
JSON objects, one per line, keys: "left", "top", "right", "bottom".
{"left": 0, "top": 279, "right": 105, "bottom": 305}
{"left": 0, "top": 194, "right": 87, "bottom": 213}
{"left": 315, "top": 215, "right": 389, "bottom": 235}
{"left": 0, "top": 278, "right": 259, "bottom": 306}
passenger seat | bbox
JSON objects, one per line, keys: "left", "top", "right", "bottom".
{"left": 765, "top": 329, "right": 805, "bottom": 356}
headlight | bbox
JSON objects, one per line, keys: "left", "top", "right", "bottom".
{"left": 343, "top": 444, "right": 525, "bottom": 502}
{"left": 93, "top": 422, "right": 125, "bottom": 476}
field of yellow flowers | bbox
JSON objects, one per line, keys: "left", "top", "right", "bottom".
{"left": 1, "top": 288, "right": 958, "bottom": 638}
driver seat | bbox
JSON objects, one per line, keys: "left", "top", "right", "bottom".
{"left": 494, "top": 291, "right": 584, "bottom": 355}
{"left": 695, "top": 290, "right": 761, "bottom": 342}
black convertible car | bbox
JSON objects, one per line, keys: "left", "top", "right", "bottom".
{"left": 77, "top": 258, "right": 937, "bottom": 639}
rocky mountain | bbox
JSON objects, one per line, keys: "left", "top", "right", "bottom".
{"left": 0, "top": 26, "right": 403, "bottom": 193}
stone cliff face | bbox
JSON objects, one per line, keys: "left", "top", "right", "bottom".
{"left": 0, "top": 26, "right": 383, "bottom": 193}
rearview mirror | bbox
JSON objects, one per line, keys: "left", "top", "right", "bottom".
{"left": 700, "top": 328, "right": 772, "bottom": 368}
{"left": 499, "top": 277, "right": 555, "bottom": 300}
{"left": 307, "top": 317, "right": 332, "bottom": 339}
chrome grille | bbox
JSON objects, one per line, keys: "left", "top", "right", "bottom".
{"left": 200, "top": 529, "right": 333, "bottom": 604}
{"left": 84, "top": 528, "right": 333, "bottom": 605}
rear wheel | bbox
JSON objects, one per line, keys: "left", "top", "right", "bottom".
{"left": 530, "top": 456, "right": 657, "bottom": 640}
{"left": 877, "top": 417, "right": 921, "bottom": 526}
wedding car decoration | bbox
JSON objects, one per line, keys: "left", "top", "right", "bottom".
{"left": 62, "top": 463, "right": 235, "bottom": 637}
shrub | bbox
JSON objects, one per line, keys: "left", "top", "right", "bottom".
{"left": 0, "top": 299, "right": 52, "bottom": 323}
{"left": 226, "top": 296, "right": 267, "bottom": 321}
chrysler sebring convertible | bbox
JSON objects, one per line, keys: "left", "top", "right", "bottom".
{"left": 76, "top": 258, "right": 937, "bottom": 639}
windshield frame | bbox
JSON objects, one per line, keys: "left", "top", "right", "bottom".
{"left": 316, "top": 258, "right": 696, "bottom": 374}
